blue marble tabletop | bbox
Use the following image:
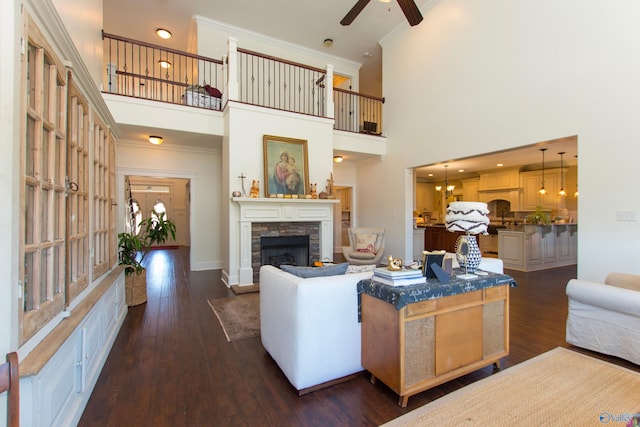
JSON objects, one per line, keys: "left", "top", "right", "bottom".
{"left": 357, "top": 269, "right": 517, "bottom": 320}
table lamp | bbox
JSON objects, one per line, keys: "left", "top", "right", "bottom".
{"left": 445, "top": 201, "right": 490, "bottom": 279}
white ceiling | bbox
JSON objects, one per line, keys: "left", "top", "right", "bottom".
{"left": 104, "top": 0, "right": 578, "bottom": 176}
{"left": 102, "top": 0, "right": 416, "bottom": 69}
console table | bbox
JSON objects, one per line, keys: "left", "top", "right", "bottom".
{"left": 358, "top": 271, "right": 516, "bottom": 407}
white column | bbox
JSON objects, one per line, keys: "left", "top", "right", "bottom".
{"left": 326, "top": 64, "right": 334, "bottom": 119}
{"left": 227, "top": 37, "right": 239, "bottom": 101}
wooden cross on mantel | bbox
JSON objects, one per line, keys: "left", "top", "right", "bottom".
{"left": 238, "top": 172, "right": 247, "bottom": 196}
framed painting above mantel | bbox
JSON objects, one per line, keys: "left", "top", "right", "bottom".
{"left": 263, "top": 135, "right": 309, "bottom": 197}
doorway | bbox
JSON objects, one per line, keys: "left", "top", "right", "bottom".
{"left": 334, "top": 186, "right": 352, "bottom": 253}
{"left": 128, "top": 176, "right": 191, "bottom": 247}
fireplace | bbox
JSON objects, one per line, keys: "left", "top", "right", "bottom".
{"left": 230, "top": 198, "right": 337, "bottom": 286}
{"left": 261, "top": 235, "right": 310, "bottom": 268}
{"left": 251, "top": 221, "right": 320, "bottom": 282}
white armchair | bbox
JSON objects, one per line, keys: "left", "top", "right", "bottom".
{"left": 566, "top": 272, "right": 640, "bottom": 365}
{"left": 342, "top": 227, "right": 385, "bottom": 265}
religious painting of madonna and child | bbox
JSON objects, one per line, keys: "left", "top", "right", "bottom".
{"left": 263, "top": 135, "right": 309, "bottom": 197}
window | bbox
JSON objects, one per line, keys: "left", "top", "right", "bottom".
{"left": 20, "top": 15, "right": 118, "bottom": 344}
{"left": 92, "top": 115, "right": 112, "bottom": 279}
{"left": 21, "top": 20, "right": 68, "bottom": 343}
{"left": 66, "top": 84, "right": 90, "bottom": 302}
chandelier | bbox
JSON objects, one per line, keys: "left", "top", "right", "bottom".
{"left": 435, "top": 164, "right": 455, "bottom": 198}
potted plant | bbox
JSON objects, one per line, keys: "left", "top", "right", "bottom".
{"left": 118, "top": 231, "right": 149, "bottom": 306}
{"left": 142, "top": 210, "right": 176, "bottom": 247}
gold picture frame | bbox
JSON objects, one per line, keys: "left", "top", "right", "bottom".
{"left": 263, "top": 135, "right": 309, "bottom": 197}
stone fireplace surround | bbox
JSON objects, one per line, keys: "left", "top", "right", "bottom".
{"left": 252, "top": 222, "right": 319, "bottom": 283}
{"left": 232, "top": 198, "right": 338, "bottom": 286}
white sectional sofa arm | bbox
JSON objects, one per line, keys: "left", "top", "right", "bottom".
{"left": 260, "top": 265, "right": 373, "bottom": 392}
{"left": 566, "top": 279, "right": 640, "bottom": 317}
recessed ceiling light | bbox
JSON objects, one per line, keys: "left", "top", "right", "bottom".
{"left": 458, "top": 169, "right": 464, "bottom": 173}
{"left": 156, "top": 28, "right": 172, "bottom": 39}
{"left": 363, "top": 52, "right": 373, "bottom": 57}
{"left": 428, "top": 173, "right": 434, "bottom": 177}
{"left": 333, "top": 155, "right": 344, "bottom": 163}
{"left": 158, "top": 60, "right": 171, "bottom": 68}
{"left": 148, "top": 135, "right": 163, "bottom": 145}
{"left": 497, "top": 163, "right": 504, "bottom": 167}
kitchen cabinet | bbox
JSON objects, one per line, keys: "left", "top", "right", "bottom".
{"left": 423, "top": 226, "right": 464, "bottom": 252}
{"left": 413, "top": 228, "right": 425, "bottom": 261}
{"left": 498, "top": 224, "right": 577, "bottom": 271}
{"left": 416, "top": 183, "right": 434, "bottom": 212}
{"left": 462, "top": 178, "right": 480, "bottom": 202}
{"left": 479, "top": 234, "right": 499, "bottom": 256}
{"left": 520, "top": 169, "right": 560, "bottom": 211}
{"left": 478, "top": 169, "right": 520, "bottom": 191}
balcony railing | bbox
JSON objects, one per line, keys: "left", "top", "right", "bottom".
{"left": 102, "top": 33, "right": 384, "bottom": 135}
{"left": 236, "top": 48, "right": 326, "bottom": 117}
{"left": 334, "top": 88, "right": 384, "bottom": 135}
{"left": 102, "top": 31, "right": 224, "bottom": 109}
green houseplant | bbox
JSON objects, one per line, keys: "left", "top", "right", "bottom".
{"left": 118, "top": 230, "right": 149, "bottom": 306}
{"left": 142, "top": 210, "right": 177, "bottom": 247}
{"left": 118, "top": 210, "right": 177, "bottom": 306}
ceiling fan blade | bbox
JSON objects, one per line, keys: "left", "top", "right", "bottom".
{"left": 397, "top": 0, "right": 423, "bottom": 26}
{"left": 340, "top": 0, "right": 371, "bottom": 26}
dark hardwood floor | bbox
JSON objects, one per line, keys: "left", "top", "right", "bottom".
{"left": 78, "top": 248, "right": 638, "bottom": 426}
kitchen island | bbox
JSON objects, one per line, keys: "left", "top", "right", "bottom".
{"left": 498, "top": 224, "right": 577, "bottom": 271}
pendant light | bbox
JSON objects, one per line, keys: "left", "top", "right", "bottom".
{"left": 538, "top": 148, "right": 547, "bottom": 195}
{"left": 444, "top": 164, "right": 455, "bottom": 198}
{"left": 558, "top": 152, "right": 567, "bottom": 196}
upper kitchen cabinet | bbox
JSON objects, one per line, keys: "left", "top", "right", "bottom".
{"left": 462, "top": 178, "right": 479, "bottom": 201}
{"left": 478, "top": 168, "right": 520, "bottom": 191}
{"left": 520, "top": 169, "right": 560, "bottom": 211}
{"left": 416, "top": 183, "right": 435, "bottom": 212}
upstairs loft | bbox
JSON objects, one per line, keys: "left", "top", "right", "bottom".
{"left": 101, "top": 31, "right": 388, "bottom": 157}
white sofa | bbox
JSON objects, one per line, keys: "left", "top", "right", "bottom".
{"left": 566, "top": 272, "right": 640, "bottom": 365}
{"left": 259, "top": 264, "right": 375, "bottom": 393}
{"left": 259, "top": 257, "right": 504, "bottom": 394}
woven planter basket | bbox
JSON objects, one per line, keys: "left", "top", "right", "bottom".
{"left": 125, "top": 269, "right": 147, "bottom": 306}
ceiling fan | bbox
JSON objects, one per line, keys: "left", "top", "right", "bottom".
{"left": 340, "top": 0, "right": 424, "bottom": 27}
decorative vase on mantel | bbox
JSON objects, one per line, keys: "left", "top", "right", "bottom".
{"left": 455, "top": 234, "right": 482, "bottom": 273}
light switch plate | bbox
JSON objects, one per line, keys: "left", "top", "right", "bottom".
{"left": 616, "top": 211, "right": 637, "bottom": 221}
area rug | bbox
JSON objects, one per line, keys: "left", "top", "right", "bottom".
{"left": 383, "top": 347, "right": 640, "bottom": 426}
{"left": 207, "top": 293, "right": 260, "bottom": 342}
{"left": 231, "top": 283, "right": 259, "bottom": 295}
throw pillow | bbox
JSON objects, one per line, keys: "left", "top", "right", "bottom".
{"left": 346, "top": 264, "right": 377, "bottom": 274}
{"left": 355, "top": 234, "right": 377, "bottom": 253}
{"left": 280, "top": 262, "right": 349, "bottom": 278}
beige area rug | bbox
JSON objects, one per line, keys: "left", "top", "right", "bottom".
{"left": 383, "top": 347, "right": 640, "bottom": 426}
{"left": 231, "top": 283, "right": 260, "bottom": 295}
{"left": 207, "top": 293, "right": 260, "bottom": 342}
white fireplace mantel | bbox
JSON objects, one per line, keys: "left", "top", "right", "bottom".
{"left": 232, "top": 197, "right": 339, "bottom": 285}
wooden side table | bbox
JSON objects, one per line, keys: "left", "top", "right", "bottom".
{"left": 360, "top": 275, "right": 511, "bottom": 407}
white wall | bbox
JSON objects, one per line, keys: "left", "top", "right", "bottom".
{"left": 117, "top": 141, "right": 222, "bottom": 271}
{"left": 52, "top": 0, "right": 104, "bottom": 88}
{"left": 363, "top": 0, "right": 640, "bottom": 281}
{"left": 0, "top": 0, "right": 21, "bottom": 359}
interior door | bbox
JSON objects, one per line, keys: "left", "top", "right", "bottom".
{"left": 131, "top": 190, "right": 174, "bottom": 246}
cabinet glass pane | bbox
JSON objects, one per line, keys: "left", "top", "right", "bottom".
{"left": 43, "top": 59, "right": 51, "bottom": 120}
{"left": 41, "top": 188, "right": 50, "bottom": 242}
{"left": 27, "top": 45, "right": 37, "bottom": 110}
{"left": 26, "top": 116, "right": 36, "bottom": 177}
{"left": 24, "top": 252, "right": 34, "bottom": 311}
{"left": 42, "top": 128, "right": 51, "bottom": 181}
{"left": 24, "top": 184, "right": 35, "bottom": 244}
{"left": 41, "top": 247, "right": 50, "bottom": 304}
